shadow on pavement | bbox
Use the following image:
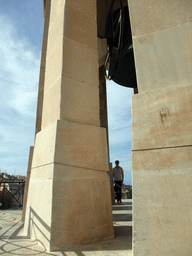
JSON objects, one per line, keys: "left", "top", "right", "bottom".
{"left": 0, "top": 199, "right": 132, "bottom": 255}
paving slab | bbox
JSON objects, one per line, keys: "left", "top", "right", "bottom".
{"left": 0, "top": 199, "right": 132, "bottom": 256}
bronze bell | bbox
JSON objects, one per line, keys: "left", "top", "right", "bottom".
{"left": 105, "top": 3, "right": 137, "bottom": 89}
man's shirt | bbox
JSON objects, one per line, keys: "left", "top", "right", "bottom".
{"left": 112, "top": 166, "right": 124, "bottom": 181}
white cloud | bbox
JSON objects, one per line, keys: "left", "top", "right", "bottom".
{"left": 0, "top": 14, "right": 41, "bottom": 175}
{"left": 107, "top": 81, "right": 133, "bottom": 145}
{"left": 0, "top": 14, "right": 40, "bottom": 117}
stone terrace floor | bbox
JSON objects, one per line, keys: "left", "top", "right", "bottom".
{"left": 0, "top": 199, "right": 132, "bottom": 256}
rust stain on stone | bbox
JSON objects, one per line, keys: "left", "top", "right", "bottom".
{"left": 160, "top": 107, "right": 169, "bottom": 125}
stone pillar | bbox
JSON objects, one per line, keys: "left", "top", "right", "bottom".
{"left": 35, "top": 0, "right": 51, "bottom": 134}
{"left": 22, "top": 0, "right": 51, "bottom": 223}
{"left": 128, "top": 0, "right": 192, "bottom": 255}
{"left": 22, "top": 146, "right": 34, "bottom": 222}
{"left": 109, "top": 163, "right": 115, "bottom": 205}
{"left": 24, "top": 0, "right": 114, "bottom": 251}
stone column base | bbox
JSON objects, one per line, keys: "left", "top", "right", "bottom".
{"left": 23, "top": 119, "right": 114, "bottom": 251}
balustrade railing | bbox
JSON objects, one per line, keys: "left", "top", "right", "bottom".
{"left": 0, "top": 181, "right": 25, "bottom": 209}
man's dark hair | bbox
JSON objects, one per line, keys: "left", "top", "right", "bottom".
{"left": 115, "top": 160, "right": 119, "bottom": 164}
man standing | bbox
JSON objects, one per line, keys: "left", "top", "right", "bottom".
{"left": 112, "top": 160, "right": 124, "bottom": 203}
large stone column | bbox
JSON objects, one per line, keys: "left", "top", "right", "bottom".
{"left": 129, "top": 0, "right": 192, "bottom": 255}
{"left": 22, "top": 146, "right": 34, "bottom": 222}
{"left": 24, "top": 0, "right": 114, "bottom": 251}
{"left": 22, "top": 0, "right": 51, "bottom": 223}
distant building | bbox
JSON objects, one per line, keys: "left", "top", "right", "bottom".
{"left": 122, "top": 184, "right": 132, "bottom": 199}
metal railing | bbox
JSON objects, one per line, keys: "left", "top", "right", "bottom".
{"left": 0, "top": 181, "right": 25, "bottom": 209}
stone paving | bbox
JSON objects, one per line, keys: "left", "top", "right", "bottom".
{"left": 0, "top": 199, "right": 132, "bottom": 256}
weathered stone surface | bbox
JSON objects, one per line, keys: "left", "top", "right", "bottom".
{"left": 25, "top": 143, "right": 113, "bottom": 251}
{"left": 133, "top": 146, "right": 192, "bottom": 256}
{"left": 25, "top": 0, "right": 113, "bottom": 251}
{"left": 23, "top": 164, "right": 54, "bottom": 251}
{"left": 46, "top": 9, "right": 64, "bottom": 55}
{"left": 60, "top": 77, "right": 100, "bottom": 126}
{"left": 132, "top": 22, "right": 192, "bottom": 92}
{"left": 51, "top": 164, "right": 114, "bottom": 250}
{"left": 64, "top": 5, "right": 97, "bottom": 48}
{"left": 22, "top": 146, "right": 34, "bottom": 222}
{"left": 66, "top": 0, "right": 96, "bottom": 19}
{"left": 62, "top": 37, "right": 99, "bottom": 85}
{"left": 55, "top": 120, "right": 109, "bottom": 171}
{"left": 32, "top": 121, "right": 57, "bottom": 168}
{"left": 42, "top": 75, "right": 101, "bottom": 130}
{"left": 128, "top": 0, "right": 192, "bottom": 37}
{"left": 132, "top": 84, "right": 192, "bottom": 150}
{"left": 132, "top": 81, "right": 192, "bottom": 255}
{"left": 44, "top": 42, "right": 63, "bottom": 90}
{"left": 49, "top": 0, "right": 65, "bottom": 25}
{"left": 132, "top": 146, "right": 192, "bottom": 172}
{"left": 41, "top": 78, "right": 61, "bottom": 129}
{"left": 32, "top": 120, "right": 109, "bottom": 172}
{"left": 41, "top": 0, "right": 100, "bottom": 131}
{"left": 128, "top": 1, "right": 192, "bottom": 255}
{"left": 35, "top": 0, "right": 51, "bottom": 134}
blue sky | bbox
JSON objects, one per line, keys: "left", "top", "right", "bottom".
{"left": 0, "top": 0, "right": 133, "bottom": 185}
